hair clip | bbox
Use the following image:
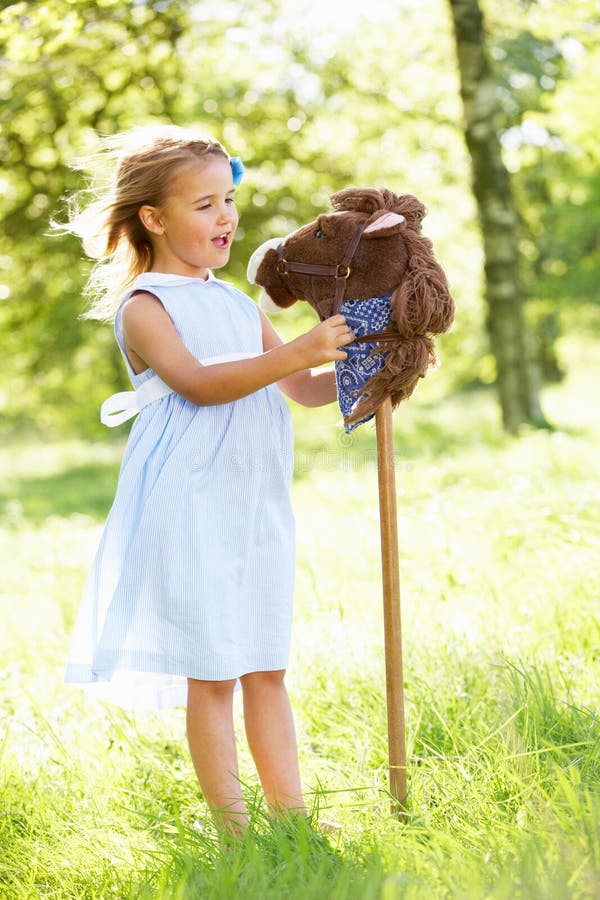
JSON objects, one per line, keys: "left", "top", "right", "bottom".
{"left": 230, "top": 157, "right": 245, "bottom": 186}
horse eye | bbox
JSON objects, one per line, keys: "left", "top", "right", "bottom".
{"left": 315, "top": 228, "right": 325, "bottom": 238}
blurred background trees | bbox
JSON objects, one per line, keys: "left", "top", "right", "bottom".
{"left": 449, "top": 0, "right": 546, "bottom": 430}
{"left": 0, "top": 0, "right": 598, "bottom": 437}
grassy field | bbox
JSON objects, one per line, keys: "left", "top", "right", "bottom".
{"left": 1, "top": 339, "right": 599, "bottom": 898}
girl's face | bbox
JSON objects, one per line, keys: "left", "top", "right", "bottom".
{"left": 145, "top": 154, "right": 239, "bottom": 278}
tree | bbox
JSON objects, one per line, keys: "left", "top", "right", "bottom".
{"left": 0, "top": 0, "right": 191, "bottom": 434}
{"left": 447, "top": 0, "right": 548, "bottom": 430}
{"left": 498, "top": 3, "right": 600, "bottom": 371}
{"left": 2, "top": 0, "right": 596, "bottom": 438}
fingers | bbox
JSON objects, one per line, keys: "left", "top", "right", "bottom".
{"left": 304, "top": 315, "right": 353, "bottom": 364}
{"left": 323, "top": 315, "right": 354, "bottom": 345}
{"left": 326, "top": 314, "right": 347, "bottom": 325}
{"left": 337, "top": 329, "right": 355, "bottom": 346}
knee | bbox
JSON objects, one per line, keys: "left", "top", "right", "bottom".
{"left": 187, "top": 677, "right": 237, "bottom": 704}
{"left": 240, "top": 669, "right": 286, "bottom": 693}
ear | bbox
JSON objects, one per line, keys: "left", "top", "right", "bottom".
{"left": 363, "top": 211, "right": 406, "bottom": 238}
{"left": 138, "top": 205, "right": 165, "bottom": 236}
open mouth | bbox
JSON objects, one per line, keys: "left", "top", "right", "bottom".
{"left": 212, "top": 232, "right": 231, "bottom": 249}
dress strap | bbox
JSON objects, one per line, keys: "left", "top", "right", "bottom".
{"left": 100, "top": 352, "right": 258, "bottom": 427}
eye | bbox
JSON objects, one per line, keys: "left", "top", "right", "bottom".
{"left": 315, "top": 228, "right": 325, "bottom": 238}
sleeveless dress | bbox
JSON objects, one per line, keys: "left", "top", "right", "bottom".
{"left": 64, "top": 272, "right": 295, "bottom": 710}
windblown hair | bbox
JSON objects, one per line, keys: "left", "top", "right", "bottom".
{"left": 331, "top": 188, "right": 454, "bottom": 425}
{"left": 62, "top": 125, "right": 229, "bottom": 321}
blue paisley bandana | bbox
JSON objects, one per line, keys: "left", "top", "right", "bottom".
{"left": 336, "top": 295, "right": 392, "bottom": 432}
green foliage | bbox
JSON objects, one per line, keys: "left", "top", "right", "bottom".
{"left": 490, "top": 0, "right": 600, "bottom": 378}
{"left": 0, "top": 0, "right": 599, "bottom": 437}
{"left": 0, "top": 0, "right": 193, "bottom": 436}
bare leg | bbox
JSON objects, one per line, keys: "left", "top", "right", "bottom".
{"left": 240, "top": 670, "right": 307, "bottom": 817}
{"left": 186, "top": 677, "right": 248, "bottom": 836}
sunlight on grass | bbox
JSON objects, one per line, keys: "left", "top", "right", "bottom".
{"left": 1, "top": 349, "right": 599, "bottom": 898}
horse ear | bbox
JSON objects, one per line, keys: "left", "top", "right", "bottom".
{"left": 363, "top": 211, "right": 406, "bottom": 237}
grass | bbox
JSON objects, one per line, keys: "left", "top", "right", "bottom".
{"left": 1, "top": 336, "right": 599, "bottom": 898}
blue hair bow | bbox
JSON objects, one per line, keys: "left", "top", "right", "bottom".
{"left": 230, "top": 156, "right": 245, "bottom": 185}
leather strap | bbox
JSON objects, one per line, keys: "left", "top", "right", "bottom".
{"left": 354, "top": 331, "right": 403, "bottom": 344}
{"left": 275, "top": 223, "right": 404, "bottom": 344}
{"left": 276, "top": 222, "right": 367, "bottom": 318}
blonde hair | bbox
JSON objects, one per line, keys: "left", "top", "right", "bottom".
{"left": 65, "top": 125, "right": 230, "bottom": 321}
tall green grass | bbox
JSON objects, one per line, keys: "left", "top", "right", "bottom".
{"left": 1, "top": 339, "right": 599, "bottom": 898}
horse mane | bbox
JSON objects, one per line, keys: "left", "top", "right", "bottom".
{"left": 330, "top": 187, "right": 455, "bottom": 425}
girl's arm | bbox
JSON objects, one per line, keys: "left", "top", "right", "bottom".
{"left": 258, "top": 308, "right": 339, "bottom": 407}
{"left": 121, "top": 292, "right": 353, "bottom": 406}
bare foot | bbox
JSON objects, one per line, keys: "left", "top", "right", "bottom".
{"left": 316, "top": 819, "right": 342, "bottom": 834}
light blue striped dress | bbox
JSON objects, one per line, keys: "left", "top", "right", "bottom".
{"left": 64, "top": 272, "right": 295, "bottom": 710}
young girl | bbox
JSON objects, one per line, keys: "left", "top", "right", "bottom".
{"left": 64, "top": 125, "right": 353, "bottom": 837}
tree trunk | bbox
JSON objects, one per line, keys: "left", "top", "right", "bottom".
{"left": 447, "top": 0, "right": 547, "bottom": 431}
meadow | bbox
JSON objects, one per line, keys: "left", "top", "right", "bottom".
{"left": 1, "top": 338, "right": 599, "bottom": 899}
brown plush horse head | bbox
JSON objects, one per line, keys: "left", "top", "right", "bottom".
{"left": 247, "top": 187, "right": 455, "bottom": 428}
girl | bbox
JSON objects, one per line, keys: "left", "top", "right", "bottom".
{"left": 64, "top": 125, "right": 353, "bottom": 837}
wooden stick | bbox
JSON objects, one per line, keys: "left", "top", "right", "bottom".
{"left": 375, "top": 396, "right": 407, "bottom": 813}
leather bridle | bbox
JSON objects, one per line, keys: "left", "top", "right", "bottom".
{"left": 276, "top": 221, "right": 366, "bottom": 321}
{"left": 275, "top": 220, "right": 401, "bottom": 344}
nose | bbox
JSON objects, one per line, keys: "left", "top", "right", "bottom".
{"left": 217, "top": 202, "right": 235, "bottom": 224}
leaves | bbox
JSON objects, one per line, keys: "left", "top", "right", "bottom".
{"left": 0, "top": 0, "right": 598, "bottom": 436}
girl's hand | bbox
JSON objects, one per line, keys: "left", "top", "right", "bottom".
{"left": 293, "top": 315, "right": 355, "bottom": 368}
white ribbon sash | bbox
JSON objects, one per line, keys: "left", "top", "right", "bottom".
{"left": 100, "top": 352, "right": 257, "bottom": 427}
